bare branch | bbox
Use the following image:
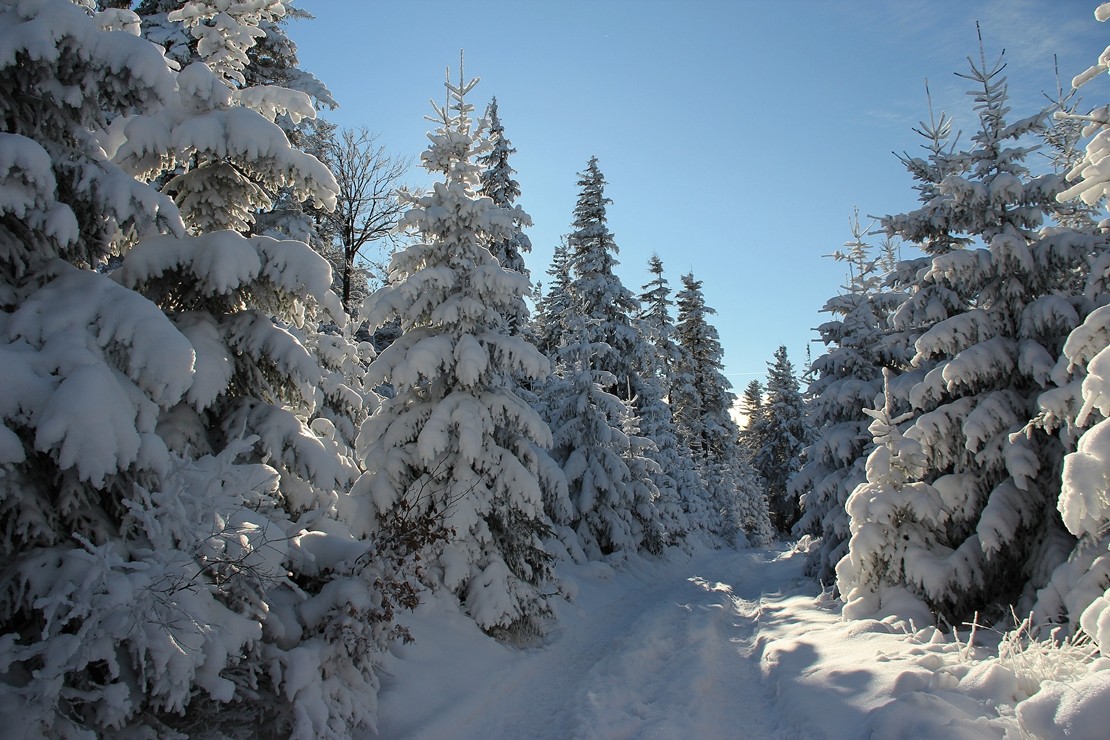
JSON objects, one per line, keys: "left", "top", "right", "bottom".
{"left": 319, "top": 127, "right": 413, "bottom": 311}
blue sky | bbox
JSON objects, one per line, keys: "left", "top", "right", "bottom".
{"left": 292, "top": 0, "right": 1106, "bottom": 389}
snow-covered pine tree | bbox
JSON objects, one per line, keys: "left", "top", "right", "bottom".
{"left": 242, "top": 2, "right": 336, "bottom": 116}
{"left": 1040, "top": 57, "right": 1100, "bottom": 231}
{"left": 1032, "top": 304, "right": 1110, "bottom": 653}
{"left": 640, "top": 254, "right": 683, "bottom": 388}
{"left": 533, "top": 238, "right": 572, "bottom": 358}
{"left": 355, "top": 63, "right": 567, "bottom": 637}
{"left": 478, "top": 98, "right": 532, "bottom": 290}
{"left": 0, "top": 4, "right": 400, "bottom": 737}
{"left": 112, "top": 0, "right": 358, "bottom": 531}
{"left": 737, "top": 379, "right": 765, "bottom": 458}
{"left": 613, "top": 257, "right": 699, "bottom": 552}
{"left": 792, "top": 214, "right": 909, "bottom": 584}
{"left": 242, "top": 5, "right": 343, "bottom": 251}
{"left": 564, "top": 156, "right": 643, "bottom": 401}
{"left": 544, "top": 321, "right": 656, "bottom": 558}
{"left": 118, "top": 0, "right": 337, "bottom": 235}
{"left": 880, "top": 81, "right": 969, "bottom": 403}
{"left": 122, "top": 5, "right": 421, "bottom": 736}
{"left": 673, "top": 273, "right": 772, "bottom": 545}
{"left": 636, "top": 254, "right": 711, "bottom": 548}
{"left": 542, "top": 158, "right": 664, "bottom": 557}
{"left": 126, "top": 2, "right": 372, "bottom": 509}
{"left": 1028, "top": 9, "right": 1110, "bottom": 651}
{"left": 749, "top": 346, "right": 810, "bottom": 533}
{"left": 535, "top": 238, "right": 577, "bottom": 359}
{"left": 0, "top": 4, "right": 228, "bottom": 733}
{"left": 137, "top": 0, "right": 343, "bottom": 260}
{"left": 137, "top": 0, "right": 338, "bottom": 151}
{"left": 869, "top": 34, "right": 1106, "bottom": 624}
{"left": 134, "top": 0, "right": 197, "bottom": 67}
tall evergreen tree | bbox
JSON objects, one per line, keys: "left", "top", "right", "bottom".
{"left": 0, "top": 4, "right": 402, "bottom": 736}
{"left": 792, "top": 215, "right": 908, "bottom": 583}
{"left": 636, "top": 255, "right": 713, "bottom": 546}
{"left": 565, "top": 156, "right": 641, "bottom": 400}
{"left": 737, "top": 379, "right": 765, "bottom": 458}
{"left": 639, "top": 253, "right": 684, "bottom": 389}
{"left": 1027, "top": 14, "right": 1110, "bottom": 649}
{"left": 478, "top": 98, "right": 531, "bottom": 276}
{"left": 478, "top": 98, "right": 532, "bottom": 336}
{"left": 544, "top": 329, "right": 654, "bottom": 558}
{"left": 849, "top": 35, "right": 1108, "bottom": 624}
{"left": 533, "top": 239, "right": 572, "bottom": 358}
{"left": 125, "top": 0, "right": 337, "bottom": 235}
{"left": 749, "top": 346, "right": 810, "bottom": 533}
{"left": 355, "top": 64, "right": 566, "bottom": 637}
{"left": 674, "top": 274, "right": 772, "bottom": 545}
{"left": 543, "top": 158, "right": 663, "bottom": 556}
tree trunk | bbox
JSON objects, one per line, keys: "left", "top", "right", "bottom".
{"left": 342, "top": 255, "right": 353, "bottom": 313}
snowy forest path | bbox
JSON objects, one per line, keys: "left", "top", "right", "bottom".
{"left": 373, "top": 546, "right": 809, "bottom": 739}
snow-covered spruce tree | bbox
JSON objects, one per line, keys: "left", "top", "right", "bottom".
{"left": 533, "top": 238, "right": 572, "bottom": 358}
{"left": 1040, "top": 61, "right": 1101, "bottom": 231}
{"left": 0, "top": 3, "right": 399, "bottom": 737}
{"left": 0, "top": 4, "right": 212, "bottom": 733}
{"left": 354, "top": 65, "right": 567, "bottom": 637}
{"left": 117, "top": 0, "right": 337, "bottom": 235}
{"left": 636, "top": 254, "right": 710, "bottom": 547}
{"left": 610, "top": 256, "right": 698, "bottom": 551}
{"left": 737, "top": 379, "right": 765, "bottom": 457}
{"left": 640, "top": 253, "right": 683, "bottom": 384}
{"left": 243, "top": 5, "right": 343, "bottom": 246}
{"left": 748, "top": 346, "right": 810, "bottom": 534}
{"left": 125, "top": 1, "right": 373, "bottom": 490}
{"left": 836, "top": 372, "right": 948, "bottom": 624}
{"left": 628, "top": 370, "right": 697, "bottom": 549}
{"left": 1033, "top": 305, "right": 1110, "bottom": 652}
{"left": 112, "top": 266, "right": 396, "bottom": 738}
{"left": 544, "top": 323, "right": 658, "bottom": 558}
{"left": 792, "top": 215, "right": 909, "bottom": 584}
{"left": 135, "top": 1, "right": 337, "bottom": 146}
{"left": 880, "top": 81, "right": 969, "bottom": 405}
{"left": 871, "top": 36, "right": 1106, "bottom": 624}
{"left": 564, "top": 156, "right": 643, "bottom": 401}
{"left": 1029, "top": 9, "right": 1110, "bottom": 649}
{"left": 478, "top": 98, "right": 532, "bottom": 331}
{"left": 137, "top": 0, "right": 343, "bottom": 261}
{"left": 134, "top": 0, "right": 196, "bottom": 68}
{"left": 541, "top": 158, "right": 665, "bottom": 556}
{"left": 673, "top": 273, "right": 772, "bottom": 545}
{"left": 112, "top": 0, "right": 360, "bottom": 525}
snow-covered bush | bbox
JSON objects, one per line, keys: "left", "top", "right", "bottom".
{"left": 837, "top": 375, "right": 948, "bottom": 624}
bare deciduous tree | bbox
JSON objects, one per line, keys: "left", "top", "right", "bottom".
{"left": 321, "top": 127, "right": 411, "bottom": 312}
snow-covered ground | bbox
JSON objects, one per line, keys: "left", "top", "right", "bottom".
{"left": 369, "top": 544, "right": 1110, "bottom": 740}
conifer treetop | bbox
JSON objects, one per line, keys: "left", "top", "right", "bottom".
{"left": 420, "top": 51, "right": 489, "bottom": 187}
